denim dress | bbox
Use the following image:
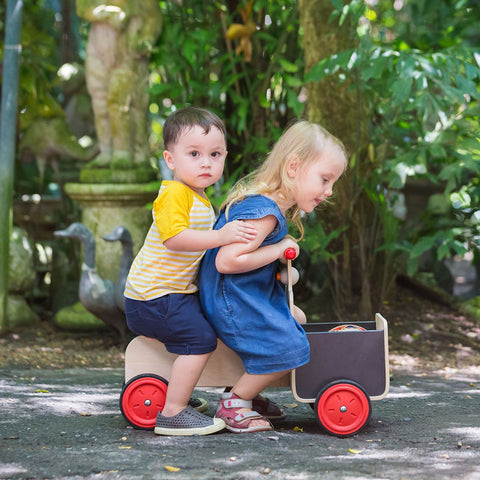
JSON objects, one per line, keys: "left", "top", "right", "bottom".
{"left": 199, "top": 195, "right": 310, "bottom": 374}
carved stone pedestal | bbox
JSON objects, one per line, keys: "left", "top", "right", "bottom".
{"left": 65, "top": 182, "right": 157, "bottom": 282}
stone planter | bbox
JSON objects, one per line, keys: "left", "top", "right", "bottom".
{"left": 65, "top": 182, "right": 158, "bottom": 282}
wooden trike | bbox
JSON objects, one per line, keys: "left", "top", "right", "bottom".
{"left": 119, "top": 250, "right": 390, "bottom": 437}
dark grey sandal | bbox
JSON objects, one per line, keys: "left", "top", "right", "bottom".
{"left": 154, "top": 405, "right": 225, "bottom": 436}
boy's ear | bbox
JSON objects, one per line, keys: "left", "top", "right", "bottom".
{"left": 163, "top": 150, "right": 175, "bottom": 170}
{"left": 286, "top": 156, "right": 299, "bottom": 178}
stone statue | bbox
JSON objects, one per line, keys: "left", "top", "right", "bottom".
{"left": 54, "top": 222, "right": 127, "bottom": 339}
{"left": 19, "top": 117, "right": 95, "bottom": 191}
{"left": 76, "top": 0, "right": 162, "bottom": 178}
{"left": 7, "top": 227, "right": 39, "bottom": 328}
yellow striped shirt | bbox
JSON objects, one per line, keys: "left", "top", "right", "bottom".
{"left": 124, "top": 180, "right": 215, "bottom": 300}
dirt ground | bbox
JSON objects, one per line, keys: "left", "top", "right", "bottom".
{"left": 1, "top": 283, "right": 479, "bottom": 372}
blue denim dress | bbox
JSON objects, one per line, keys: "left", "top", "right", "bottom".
{"left": 199, "top": 195, "right": 310, "bottom": 374}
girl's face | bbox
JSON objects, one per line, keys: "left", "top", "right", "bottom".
{"left": 163, "top": 125, "right": 227, "bottom": 196}
{"left": 291, "top": 148, "right": 345, "bottom": 213}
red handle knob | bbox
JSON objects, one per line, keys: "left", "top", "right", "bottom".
{"left": 285, "top": 247, "right": 297, "bottom": 260}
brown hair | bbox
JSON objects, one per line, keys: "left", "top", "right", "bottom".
{"left": 163, "top": 106, "right": 227, "bottom": 150}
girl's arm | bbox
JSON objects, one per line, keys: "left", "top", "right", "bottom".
{"left": 164, "top": 220, "right": 257, "bottom": 252}
{"left": 215, "top": 215, "right": 299, "bottom": 274}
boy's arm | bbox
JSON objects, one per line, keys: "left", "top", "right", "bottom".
{"left": 163, "top": 220, "right": 256, "bottom": 252}
{"left": 215, "top": 216, "right": 299, "bottom": 274}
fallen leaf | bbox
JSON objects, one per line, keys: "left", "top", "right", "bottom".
{"left": 118, "top": 446, "right": 131, "bottom": 450}
{"left": 293, "top": 426, "right": 303, "bottom": 432}
{"left": 165, "top": 465, "right": 180, "bottom": 472}
{"left": 283, "top": 403, "right": 297, "bottom": 408}
{"left": 348, "top": 448, "right": 365, "bottom": 454}
{"left": 34, "top": 389, "right": 50, "bottom": 393}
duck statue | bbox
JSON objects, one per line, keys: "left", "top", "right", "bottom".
{"left": 54, "top": 222, "right": 127, "bottom": 340}
{"left": 102, "top": 225, "right": 134, "bottom": 313}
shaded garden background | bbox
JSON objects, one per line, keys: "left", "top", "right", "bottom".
{"left": 1, "top": 0, "right": 479, "bottom": 339}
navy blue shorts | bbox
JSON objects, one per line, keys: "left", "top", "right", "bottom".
{"left": 124, "top": 294, "right": 217, "bottom": 355}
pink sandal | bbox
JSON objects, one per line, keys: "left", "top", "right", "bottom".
{"left": 252, "top": 396, "right": 286, "bottom": 420}
{"left": 215, "top": 392, "right": 273, "bottom": 433}
{"left": 223, "top": 388, "right": 286, "bottom": 420}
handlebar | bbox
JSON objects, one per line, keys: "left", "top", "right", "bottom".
{"left": 285, "top": 247, "right": 297, "bottom": 260}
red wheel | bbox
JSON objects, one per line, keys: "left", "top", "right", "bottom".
{"left": 314, "top": 380, "right": 371, "bottom": 437}
{"left": 120, "top": 374, "right": 168, "bottom": 430}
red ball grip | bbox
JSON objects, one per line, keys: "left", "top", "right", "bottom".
{"left": 285, "top": 247, "right": 297, "bottom": 260}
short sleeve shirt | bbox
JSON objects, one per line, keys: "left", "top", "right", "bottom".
{"left": 124, "top": 181, "right": 215, "bottom": 300}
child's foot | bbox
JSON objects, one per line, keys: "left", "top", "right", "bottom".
{"left": 252, "top": 395, "right": 286, "bottom": 420}
{"left": 154, "top": 406, "right": 225, "bottom": 436}
{"left": 223, "top": 388, "right": 285, "bottom": 420}
{"left": 215, "top": 392, "right": 273, "bottom": 433}
{"left": 188, "top": 397, "right": 208, "bottom": 413}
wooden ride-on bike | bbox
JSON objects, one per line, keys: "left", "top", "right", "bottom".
{"left": 120, "top": 249, "right": 389, "bottom": 437}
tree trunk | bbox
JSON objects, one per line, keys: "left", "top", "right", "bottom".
{"left": 298, "top": 0, "right": 373, "bottom": 318}
{"left": 298, "top": 0, "right": 364, "bottom": 150}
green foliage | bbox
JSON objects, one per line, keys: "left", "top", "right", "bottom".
{"left": 147, "top": 0, "right": 480, "bottom": 307}
{"left": 148, "top": 0, "right": 303, "bottom": 178}
{"left": 302, "top": 214, "right": 347, "bottom": 264}
{"left": 1, "top": 1, "right": 70, "bottom": 197}
{"left": 14, "top": 0, "right": 65, "bottom": 129}
{"left": 7, "top": 0, "right": 480, "bottom": 312}
{"left": 306, "top": 0, "right": 480, "bottom": 297}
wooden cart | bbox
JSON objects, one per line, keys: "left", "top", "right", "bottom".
{"left": 119, "top": 250, "right": 389, "bottom": 437}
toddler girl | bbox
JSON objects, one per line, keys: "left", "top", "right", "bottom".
{"left": 199, "top": 120, "right": 348, "bottom": 433}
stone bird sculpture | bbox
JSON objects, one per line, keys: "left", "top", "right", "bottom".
{"left": 102, "top": 225, "right": 133, "bottom": 313}
{"left": 54, "top": 222, "right": 126, "bottom": 340}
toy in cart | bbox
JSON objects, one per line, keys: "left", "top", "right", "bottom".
{"left": 120, "top": 249, "right": 389, "bottom": 437}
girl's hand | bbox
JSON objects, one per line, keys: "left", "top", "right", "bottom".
{"left": 277, "top": 237, "right": 299, "bottom": 262}
{"left": 218, "top": 220, "right": 257, "bottom": 245}
{"left": 292, "top": 304, "right": 307, "bottom": 324}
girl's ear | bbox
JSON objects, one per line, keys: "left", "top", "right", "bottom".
{"left": 286, "top": 156, "right": 299, "bottom": 178}
{"left": 163, "top": 150, "right": 175, "bottom": 170}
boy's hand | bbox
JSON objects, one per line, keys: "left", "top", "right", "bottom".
{"left": 219, "top": 220, "right": 257, "bottom": 245}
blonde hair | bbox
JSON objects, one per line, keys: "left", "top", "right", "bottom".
{"left": 223, "top": 120, "right": 348, "bottom": 239}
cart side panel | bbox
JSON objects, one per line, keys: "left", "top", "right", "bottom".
{"left": 293, "top": 330, "right": 386, "bottom": 401}
{"left": 124, "top": 336, "right": 289, "bottom": 387}
{"left": 125, "top": 336, "right": 177, "bottom": 382}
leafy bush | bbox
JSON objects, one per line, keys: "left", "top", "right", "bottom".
{"left": 148, "top": 0, "right": 303, "bottom": 173}
{"left": 303, "top": 0, "right": 480, "bottom": 311}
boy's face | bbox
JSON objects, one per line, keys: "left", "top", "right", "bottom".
{"left": 163, "top": 125, "right": 227, "bottom": 196}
